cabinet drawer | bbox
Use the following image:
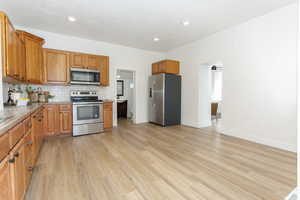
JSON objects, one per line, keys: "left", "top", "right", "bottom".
{"left": 103, "top": 102, "right": 113, "bottom": 111}
{"left": 59, "top": 104, "right": 71, "bottom": 111}
{"left": 24, "top": 117, "right": 32, "bottom": 133}
{"left": 9, "top": 121, "right": 25, "bottom": 149}
{"left": 0, "top": 133, "right": 9, "bottom": 162}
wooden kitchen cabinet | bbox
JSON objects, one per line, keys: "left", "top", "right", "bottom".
{"left": 70, "top": 53, "right": 87, "bottom": 69}
{"left": 0, "top": 133, "right": 10, "bottom": 162}
{"left": 23, "top": 131, "right": 33, "bottom": 189}
{"left": 100, "top": 56, "right": 109, "bottom": 86}
{"left": 86, "top": 55, "right": 101, "bottom": 70}
{"left": 16, "top": 34, "right": 26, "bottom": 82}
{"left": 0, "top": 156, "right": 13, "bottom": 200}
{"left": 44, "top": 104, "right": 72, "bottom": 136}
{"left": 152, "top": 60, "right": 180, "bottom": 75}
{"left": 43, "top": 48, "right": 70, "bottom": 84}
{"left": 44, "top": 105, "right": 58, "bottom": 136}
{"left": 59, "top": 109, "right": 72, "bottom": 134}
{"left": 31, "top": 109, "right": 44, "bottom": 164}
{"left": 0, "top": 12, "right": 25, "bottom": 82}
{"left": 104, "top": 102, "right": 113, "bottom": 129}
{"left": 9, "top": 138, "right": 26, "bottom": 200}
{"left": 6, "top": 20, "right": 17, "bottom": 78}
{"left": 17, "top": 30, "right": 45, "bottom": 84}
{"left": 0, "top": 108, "right": 45, "bottom": 200}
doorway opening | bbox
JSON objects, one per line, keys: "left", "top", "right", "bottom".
{"left": 210, "top": 64, "right": 223, "bottom": 126}
{"left": 116, "top": 69, "right": 136, "bottom": 125}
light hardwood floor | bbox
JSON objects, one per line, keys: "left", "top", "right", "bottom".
{"left": 25, "top": 120, "right": 297, "bottom": 200}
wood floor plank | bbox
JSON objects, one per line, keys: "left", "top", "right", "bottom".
{"left": 25, "top": 119, "right": 297, "bottom": 200}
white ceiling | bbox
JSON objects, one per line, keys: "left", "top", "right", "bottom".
{"left": 0, "top": 0, "right": 296, "bottom": 52}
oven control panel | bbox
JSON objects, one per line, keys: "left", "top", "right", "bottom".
{"left": 71, "top": 90, "right": 98, "bottom": 97}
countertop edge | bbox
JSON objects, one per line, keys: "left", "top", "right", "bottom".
{"left": 0, "top": 102, "right": 73, "bottom": 137}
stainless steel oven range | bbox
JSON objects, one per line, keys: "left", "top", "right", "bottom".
{"left": 71, "top": 90, "right": 104, "bottom": 136}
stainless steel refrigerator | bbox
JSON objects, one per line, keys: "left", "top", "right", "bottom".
{"left": 149, "top": 74, "right": 181, "bottom": 126}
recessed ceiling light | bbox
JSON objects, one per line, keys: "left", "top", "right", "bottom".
{"left": 68, "top": 16, "right": 76, "bottom": 22}
{"left": 153, "top": 37, "right": 160, "bottom": 42}
{"left": 182, "top": 20, "right": 190, "bottom": 26}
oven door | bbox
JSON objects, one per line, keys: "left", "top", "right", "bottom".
{"left": 70, "top": 68, "right": 100, "bottom": 85}
{"left": 73, "top": 103, "right": 103, "bottom": 125}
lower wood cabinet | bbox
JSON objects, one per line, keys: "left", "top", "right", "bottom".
{"left": 0, "top": 106, "right": 45, "bottom": 200}
{"left": 9, "top": 138, "right": 26, "bottom": 200}
{"left": 44, "top": 104, "right": 72, "bottom": 136}
{"left": 0, "top": 156, "right": 13, "bottom": 200}
{"left": 44, "top": 105, "right": 58, "bottom": 135}
{"left": 59, "top": 110, "right": 72, "bottom": 134}
{"left": 104, "top": 102, "right": 113, "bottom": 129}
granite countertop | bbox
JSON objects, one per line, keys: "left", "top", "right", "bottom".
{"left": 0, "top": 101, "right": 72, "bottom": 136}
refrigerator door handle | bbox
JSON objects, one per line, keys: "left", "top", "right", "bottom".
{"left": 149, "top": 88, "right": 152, "bottom": 98}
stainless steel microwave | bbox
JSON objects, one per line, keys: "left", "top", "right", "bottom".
{"left": 70, "top": 68, "right": 100, "bottom": 85}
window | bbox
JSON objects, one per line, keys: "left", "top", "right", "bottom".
{"left": 117, "top": 80, "right": 124, "bottom": 96}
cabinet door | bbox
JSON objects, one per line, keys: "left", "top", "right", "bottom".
{"left": 158, "top": 62, "right": 166, "bottom": 73}
{"left": 44, "top": 105, "right": 58, "bottom": 136}
{"left": 17, "top": 38, "right": 26, "bottom": 81}
{"left": 43, "top": 49, "right": 70, "bottom": 84}
{"left": 165, "top": 60, "right": 180, "bottom": 74}
{"left": 25, "top": 38, "right": 43, "bottom": 84}
{"left": 104, "top": 102, "right": 113, "bottom": 129}
{"left": 31, "top": 113, "right": 40, "bottom": 164}
{"left": 70, "top": 53, "right": 86, "bottom": 68}
{"left": 10, "top": 139, "right": 25, "bottom": 200}
{"left": 152, "top": 63, "right": 159, "bottom": 74}
{"left": 0, "top": 156, "right": 13, "bottom": 200}
{"left": 23, "top": 131, "right": 33, "bottom": 190}
{"left": 100, "top": 56, "right": 109, "bottom": 86}
{"left": 5, "top": 18, "right": 17, "bottom": 78}
{"left": 59, "top": 110, "right": 72, "bottom": 134}
{"left": 86, "top": 55, "right": 101, "bottom": 70}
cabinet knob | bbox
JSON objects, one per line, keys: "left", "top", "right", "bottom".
{"left": 28, "top": 166, "right": 34, "bottom": 171}
{"left": 14, "top": 152, "right": 19, "bottom": 157}
{"left": 9, "top": 158, "right": 15, "bottom": 163}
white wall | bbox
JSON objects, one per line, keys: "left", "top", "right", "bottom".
{"left": 167, "top": 3, "right": 297, "bottom": 152}
{"left": 13, "top": 27, "right": 165, "bottom": 126}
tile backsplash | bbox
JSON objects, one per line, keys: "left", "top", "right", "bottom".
{"left": 3, "top": 82, "right": 107, "bottom": 103}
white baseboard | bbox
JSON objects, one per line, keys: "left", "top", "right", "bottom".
{"left": 218, "top": 129, "right": 297, "bottom": 152}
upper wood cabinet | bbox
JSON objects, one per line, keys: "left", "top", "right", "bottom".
{"left": 100, "top": 56, "right": 109, "bottom": 86}
{"left": 86, "top": 55, "right": 101, "bottom": 70}
{"left": 70, "top": 52, "right": 101, "bottom": 70}
{"left": 69, "top": 52, "right": 110, "bottom": 86}
{"left": 17, "top": 30, "right": 44, "bottom": 84}
{"left": 16, "top": 34, "right": 26, "bottom": 82}
{"left": 152, "top": 60, "right": 180, "bottom": 75}
{"left": 43, "top": 49, "right": 70, "bottom": 84}
{"left": 0, "top": 156, "right": 13, "bottom": 200}
{"left": 0, "top": 12, "right": 25, "bottom": 82}
{"left": 70, "top": 53, "right": 86, "bottom": 69}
